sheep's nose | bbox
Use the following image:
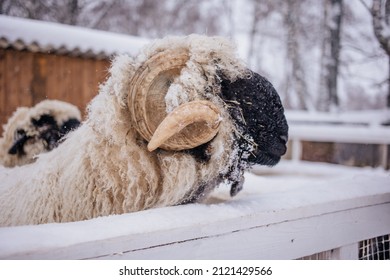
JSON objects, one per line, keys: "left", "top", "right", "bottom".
{"left": 276, "top": 142, "right": 287, "bottom": 156}
{"left": 272, "top": 135, "right": 288, "bottom": 157}
{"left": 280, "top": 135, "right": 288, "bottom": 145}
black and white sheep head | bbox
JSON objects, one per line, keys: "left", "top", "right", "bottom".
{"left": 1, "top": 100, "right": 81, "bottom": 166}
{"left": 127, "top": 36, "right": 288, "bottom": 195}
{"left": 220, "top": 71, "right": 288, "bottom": 167}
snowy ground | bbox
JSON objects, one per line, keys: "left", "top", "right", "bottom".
{"left": 209, "top": 160, "right": 390, "bottom": 203}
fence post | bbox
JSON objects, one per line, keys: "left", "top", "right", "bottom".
{"left": 332, "top": 243, "right": 359, "bottom": 260}
{"left": 380, "top": 144, "right": 388, "bottom": 169}
{"left": 291, "top": 139, "right": 302, "bottom": 162}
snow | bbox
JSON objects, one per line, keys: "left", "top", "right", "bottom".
{"left": 0, "top": 15, "right": 150, "bottom": 57}
{"left": 0, "top": 9, "right": 389, "bottom": 259}
{"left": 0, "top": 160, "right": 389, "bottom": 258}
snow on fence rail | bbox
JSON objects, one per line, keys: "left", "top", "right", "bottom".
{"left": 0, "top": 162, "right": 389, "bottom": 260}
{"left": 285, "top": 110, "right": 390, "bottom": 168}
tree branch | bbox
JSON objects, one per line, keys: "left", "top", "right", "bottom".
{"left": 372, "top": 0, "right": 390, "bottom": 56}
{"left": 358, "top": 0, "right": 371, "bottom": 13}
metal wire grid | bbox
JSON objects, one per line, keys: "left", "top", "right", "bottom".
{"left": 298, "top": 234, "right": 390, "bottom": 260}
{"left": 359, "top": 234, "right": 390, "bottom": 260}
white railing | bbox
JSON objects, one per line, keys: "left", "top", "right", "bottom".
{"left": 286, "top": 110, "right": 390, "bottom": 168}
{"left": 0, "top": 162, "right": 389, "bottom": 260}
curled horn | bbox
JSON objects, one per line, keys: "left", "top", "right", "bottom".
{"left": 128, "top": 49, "right": 221, "bottom": 151}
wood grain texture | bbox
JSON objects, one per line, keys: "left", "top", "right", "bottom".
{"left": 0, "top": 49, "right": 109, "bottom": 134}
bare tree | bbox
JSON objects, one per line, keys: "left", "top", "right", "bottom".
{"left": 282, "top": 0, "right": 314, "bottom": 110}
{"left": 359, "top": 0, "right": 390, "bottom": 107}
{"left": 0, "top": 0, "right": 51, "bottom": 20}
{"left": 0, "top": 0, "right": 87, "bottom": 25}
{"left": 371, "top": 0, "right": 390, "bottom": 107}
{"left": 318, "top": 0, "right": 344, "bottom": 111}
{"left": 371, "top": 0, "right": 390, "bottom": 55}
{"left": 245, "top": 0, "right": 320, "bottom": 110}
{"left": 0, "top": 0, "right": 12, "bottom": 14}
{"left": 81, "top": 0, "right": 223, "bottom": 38}
{"left": 247, "top": 0, "right": 274, "bottom": 65}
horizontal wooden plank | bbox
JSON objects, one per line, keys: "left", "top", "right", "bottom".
{"left": 94, "top": 203, "right": 390, "bottom": 260}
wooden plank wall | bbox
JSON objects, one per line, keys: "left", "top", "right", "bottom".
{"left": 0, "top": 48, "right": 110, "bottom": 135}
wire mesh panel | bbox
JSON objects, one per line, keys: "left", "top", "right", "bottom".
{"left": 359, "top": 234, "right": 390, "bottom": 260}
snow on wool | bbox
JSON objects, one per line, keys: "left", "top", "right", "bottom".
{"left": 0, "top": 100, "right": 81, "bottom": 167}
{"left": 0, "top": 35, "right": 288, "bottom": 226}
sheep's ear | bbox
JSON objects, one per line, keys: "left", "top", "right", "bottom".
{"left": 31, "top": 114, "right": 57, "bottom": 128}
{"left": 60, "top": 118, "right": 80, "bottom": 135}
{"left": 8, "top": 143, "right": 20, "bottom": 155}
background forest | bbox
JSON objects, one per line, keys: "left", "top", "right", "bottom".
{"left": 1, "top": 0, "right": 389, "bottom": 112}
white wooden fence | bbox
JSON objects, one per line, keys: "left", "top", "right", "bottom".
{"left": 286, "top": 110, "right": 390, "bottom": 168}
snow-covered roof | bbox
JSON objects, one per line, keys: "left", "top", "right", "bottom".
{"left": 0, "top": 15, "right": 150, "bottom": 59}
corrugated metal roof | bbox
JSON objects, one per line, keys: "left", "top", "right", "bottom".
{"left": 0, "top": 15, "right": 150, "bottom": 59}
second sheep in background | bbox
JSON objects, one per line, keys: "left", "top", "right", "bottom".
{"left": 0, "top": 99, "right": 81, "bottom": 167}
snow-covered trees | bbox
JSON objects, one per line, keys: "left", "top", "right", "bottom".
{"left": 1, "top": 0, "right": 387, "bottom": 111}
{"left": 243, "top": 0, "right": 387, "bottom": 111}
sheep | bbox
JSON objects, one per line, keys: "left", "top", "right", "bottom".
{"left": 0, "top": 99, "right": 81, "bottom": 167}
{"left": 0, "top": 35, "right": 288, "bottom": 226}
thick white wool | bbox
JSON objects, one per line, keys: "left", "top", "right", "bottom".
{"left": 165, "top": 83, "right": 189, "bottom": 113}
{"left": 0, "top": 100, "right": 81, "bottom": 167}
{"left": 0, "top": 35, "right": 247, "bottom": 226}
{"left": 32, "top": 99, "right": 81, "bottom": 125}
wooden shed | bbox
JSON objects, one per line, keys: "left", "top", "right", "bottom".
{"left": 0, "top": 15, "right": 148, "bottom": 135}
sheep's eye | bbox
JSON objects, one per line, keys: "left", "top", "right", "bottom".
{"left": 14, "top": 129, "right": 26, "bottom": 141}
{"left": 32, "top": 114, "right": 57, "bottom": 128}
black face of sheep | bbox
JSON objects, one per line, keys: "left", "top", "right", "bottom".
{"left": 188, "top": 72, "right": 288, "bottom": 167}
{"left": 8, "top": 114, "right": 81, "bottom": 155}
{"left": 220, "top": 71, "right": 288, "bottom": 167}
{"left": 8, "top": 129, "right": 31, "bottom": 155}
{"left": 31, "top": 114, "right": 61, "bottom": 151}
{"left": 218, "top": 71, "right": 288, "bottom": 196}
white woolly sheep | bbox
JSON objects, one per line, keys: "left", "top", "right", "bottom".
{"left": 0, "top": 35, "right": 288, "bottom": 226}
{"left": 0, "top": 99, "right": 81, "bottom": 167}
